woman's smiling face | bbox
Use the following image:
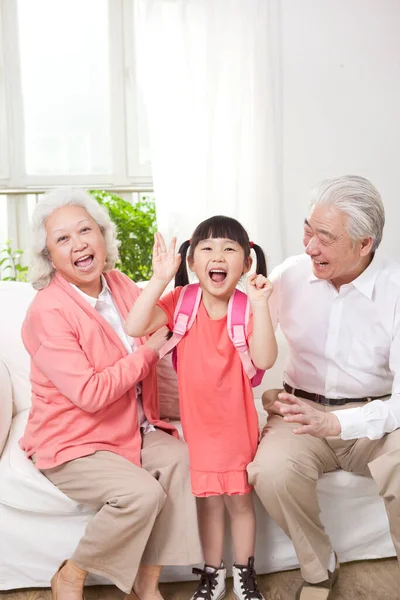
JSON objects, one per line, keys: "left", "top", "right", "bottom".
{"left": 46, "top": 204, "right": 107, "bottom": 297}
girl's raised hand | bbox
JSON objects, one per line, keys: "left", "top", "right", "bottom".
{"left": 246, "top": 273, "right": 274, "bottom": 304}
{"left": 152, "top": 232, "right": 182, "bottom": 283}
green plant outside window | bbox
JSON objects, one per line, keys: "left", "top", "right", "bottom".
{"left": 0, "top": 240, "right": 29, "bottom": 282}
{"left": 90, "top": 191, "right": 156, "bottom": 282}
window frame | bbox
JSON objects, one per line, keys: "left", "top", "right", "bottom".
{"left": 122, "top": 0, "right": 153, "bottom": 180}
{"left": 0, "top": 0, "right": 152, "bottom": 190}
{"left": 0, "top": 2, "right": 10, "bottom": 181}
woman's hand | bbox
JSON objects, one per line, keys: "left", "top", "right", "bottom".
{"left": 144, "top": 326, "right": 171, "bottom": 356}
{"left": 152, "top": 232, "right": 182, "bottom": 283}
{"left": 246, "top": 273, "right": 274, "bottom": 305}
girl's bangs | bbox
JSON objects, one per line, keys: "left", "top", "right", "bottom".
{"left": 195, "top": 217, "right": 248, "bottom": 246}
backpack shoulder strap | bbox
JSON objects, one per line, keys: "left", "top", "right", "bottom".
{"left": 227, "top": 289, "right": 265, "bottom": 387}
{"left": 158, "top": 283, "right": 202, "bottom": 359}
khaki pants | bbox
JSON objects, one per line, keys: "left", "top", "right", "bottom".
{"left": 247, "top": 392, "right": 400, "bottom": 584}
{"left": 41, "top": 430, "right": 202, "bottom": 593}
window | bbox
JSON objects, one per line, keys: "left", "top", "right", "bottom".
{"left": 0, "top": 198, "right": 7, "bottom": 242}
{"left": 0, "top": 0, "right": 152, "bottom": 188}
{"left": 123, "top": 0, "right": 152, "bottom": 179}
{"left": 18, "top": 0, "right": 112, "bottom": 177}
{"left": 0, "top": 4, "right": 9, "bottom": 180}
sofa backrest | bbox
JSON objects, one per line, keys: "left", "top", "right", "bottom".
{"left": 253, "top": 327, "right": 288, "bottom": 397}
{"left": 0, "top": 280, "right": 288, "bottom": 417}
{"left": 0, "top": 282, "right": 36, "bottom": 415}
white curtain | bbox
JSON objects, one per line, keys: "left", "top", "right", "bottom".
{"left": 135, "top": 0, "right": 283, "bottom": 269}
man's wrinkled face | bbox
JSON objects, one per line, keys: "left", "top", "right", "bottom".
{"left": 303, "top": 204, "right": 372, "bottom": 289}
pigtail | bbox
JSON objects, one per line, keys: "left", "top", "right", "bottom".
{"left": 174, "top": 240, "right": 191, "bottom": 287}
{"left": 252, "top": 243, "right": 267, "bottom": 277}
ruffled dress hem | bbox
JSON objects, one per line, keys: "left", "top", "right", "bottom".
{"left": 190, "top": 468, "right": 253, "bottom": 497}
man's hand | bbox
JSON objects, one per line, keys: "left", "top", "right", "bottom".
{"left": 275, "top": 392, "right": 342, "bottom": 437}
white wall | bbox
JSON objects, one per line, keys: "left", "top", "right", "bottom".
{"left": 279, "top": 0, "right": 400, "bottom": 263}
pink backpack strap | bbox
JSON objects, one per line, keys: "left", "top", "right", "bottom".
{"left": 227, "top": 289, "right": 265, "bottom": 387}
{"left": 158, "top": 284, "right": 202, "bottom": 360}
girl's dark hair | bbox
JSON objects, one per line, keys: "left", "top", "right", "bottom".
{"left": 175, "top": 215, "right": 267, "bottom": 287}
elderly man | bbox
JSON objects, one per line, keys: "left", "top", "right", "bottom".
{"left": 247, "top": 175, "right": 400, "bottom": 600}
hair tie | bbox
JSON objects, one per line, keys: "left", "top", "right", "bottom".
{"left": 189, "top": 238, "right": 192, "bottom": 245}
{"left": 249, "top": 241, "right": 254, "bottom": 249}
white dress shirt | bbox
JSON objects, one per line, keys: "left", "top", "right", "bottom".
{"left": 71, "top": 276, "right": 155, "bottom": 433}
{"left": 269, "top": 252, "right": 400, "bottom": 440}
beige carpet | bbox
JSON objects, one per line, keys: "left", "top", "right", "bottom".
{"left": 0, "top": 558, "right": 398, "bottom": 600}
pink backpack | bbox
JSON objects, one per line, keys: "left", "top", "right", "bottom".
{"left": 158, "top": 283, "right": 265, "bottom": 387}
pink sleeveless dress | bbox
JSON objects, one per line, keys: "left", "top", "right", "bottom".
{"left": 158, "top": 287, "right": 259, "bottom": 497}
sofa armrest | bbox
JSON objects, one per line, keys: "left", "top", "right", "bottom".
{"left": 253, "top": 326, "right": 288, "bottom": 399}
{"left": 0, "top": 359, "right": 13, "bottom": 457}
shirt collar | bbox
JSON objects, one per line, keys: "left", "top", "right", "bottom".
{"left": 308, "top": 252, "right": 381, "bottom": 299}
{"left": 70, "top": 275, "right": 110, "bottom": 307}
{"left": 350, "top": 252, "right": 381, "bottom": 299}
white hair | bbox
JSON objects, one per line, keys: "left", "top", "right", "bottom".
{"left": 309, "top": 175, "right": 385, "bottom": 251}
{"left": 29, "top": 187, "right": 120, "bottom": 290}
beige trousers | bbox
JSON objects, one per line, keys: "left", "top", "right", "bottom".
{"left": 247, "top": 392, "right": 400, "bottom": 584}
{"left": 41, "top": 430, "right": 202, "bottom": 593}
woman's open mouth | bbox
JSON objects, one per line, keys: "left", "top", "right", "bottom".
{"left": 74, "top": 255, "right": 94, "bottom": 271}
{"left": 209, "top": 269, "right": 227, "bottom": 283}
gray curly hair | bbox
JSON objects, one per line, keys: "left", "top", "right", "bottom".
{"left": 309, "top": 175, "right": 385, "bottom": 252}
{"left": 29, "top": 187, "right": 120, "bottom": 290}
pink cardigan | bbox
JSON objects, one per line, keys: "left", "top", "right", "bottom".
{"left": 19, "top": 270, "right": 177, "bottom": 469}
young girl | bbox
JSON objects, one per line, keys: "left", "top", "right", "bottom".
{"left": 125, "top": 216, "right": 277, "bottom": 600}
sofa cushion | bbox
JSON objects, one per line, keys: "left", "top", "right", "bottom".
{"left": 0, "top": 410, "right": 91, "bottom": 514}
{"left": 0, "top": 360, "right": 12, "bottom": 455}
{"left": 0, "top": 282, "right": 36, "bottom": 415}
{"left": 157, "top": 353, "right": 180, "bottom": 419}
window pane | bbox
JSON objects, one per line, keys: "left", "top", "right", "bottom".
{"left": 0, "top": 5, "right": 9, "bottom": 180}
{"left": 27, "top": 194, "right": 38, "bottom": 223}
{"left": 124, "top": 0, "right": 152, "bottom": 177}
{"left": 17, "top": 0, "right": 112, "bottom": 176}
{"left": 0, "top": 79, "right": 8, "bottom": 180}
{"left": 137, "top": 89, "right": 152, "bottom": 167}
{"left": 0, "top": 197, "right": 7, "bottom": 243}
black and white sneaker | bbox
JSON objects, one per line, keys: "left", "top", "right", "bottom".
{"left": 190, "top": 563, "right": 226, "bottom": 600}
{"left": 233, "top": 557, "right": 265, "bottom": 600}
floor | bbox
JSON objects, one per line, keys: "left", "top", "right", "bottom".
{"left": 0, "top": 558, "right": 398, "bottom": 600}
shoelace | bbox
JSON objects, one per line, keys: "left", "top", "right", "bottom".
{"left": 237, "top": 557, "right": 263, "bottom": 600}
{"left": 192, "top": 567, "right": 219, "bottom": 600}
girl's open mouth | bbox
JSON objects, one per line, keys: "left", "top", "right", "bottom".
{"left": 209, "top": 269, "right": 227, "bottom": 283}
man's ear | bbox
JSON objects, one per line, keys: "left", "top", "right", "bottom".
{"left": 359, "top": 237, "right": 374, "bottom": 257}
{"left": 243, "top": 256, "right": 253, "bottom": 274}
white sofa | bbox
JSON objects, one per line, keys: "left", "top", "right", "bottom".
{"left": 0, "top": 280, "right": 396, "bottom": 590}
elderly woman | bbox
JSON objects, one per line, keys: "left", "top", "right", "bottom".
{"left": 19, "top": 188, "right": 201, "bottom": 600}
